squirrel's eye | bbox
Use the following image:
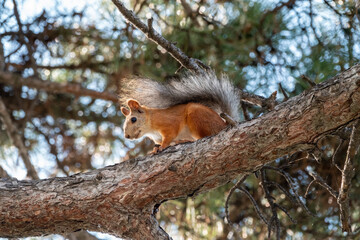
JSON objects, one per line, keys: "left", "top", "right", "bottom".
{"left": 131, "top": 117, "right": 137, "bottom": 123}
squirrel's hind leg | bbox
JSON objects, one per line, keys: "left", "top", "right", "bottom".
{"left": 186, "top": 104, "right": 227, "bottom": 139}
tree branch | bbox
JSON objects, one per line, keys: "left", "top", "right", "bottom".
{"left": 338, "top": 120, "right": 360, "bottom": 232}
{"left": 301, "top": 74, "right": 316, "bottom": 87}
{"left": 0, "top": 37, "right": 5, "bottom": 71}
{"left": 309, "top": 0, "right": 324, "bottom": 47}
{"left": 306, "top": 169, "right": 338, "bottom": 199}
{"left": 278, "top": 83, "right": 289, "bottom": 101}
{"left": 0, "top": 71, "right": 118, "bottom": 103}
{"left": 0, "top": 165, "right": 10, "bottom": 178}
{"left": 110, "top": 0, "right": 271, "bottom": 110}
{"left": 12, "top": 0, "right": 38, "bottom": 75}
{"left": 260, "top": 169, "right": 281, "bottom": 240}
{"left": 111, "top": 0, "right": 205, "bottom": 74}
{"left": 0, "top": 64, "right": 360, "bottom": 239}
{"left": 239, "top": 90, "right": 279, "bottom": 110}
{"left": 0, "top": 97, "right": 39, "bottom": 179}
{"left": 225, "top": 174, "right": 250, "bottom": 224}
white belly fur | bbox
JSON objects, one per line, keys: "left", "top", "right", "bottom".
{"left": 145, "top": 131, "right": 163, "bottom": 144}
{"left": 145, "top": 126, "right": 195, "bottom": 145}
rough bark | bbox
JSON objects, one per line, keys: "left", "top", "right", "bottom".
{"left": 0, "top": 65, "right": 360, "bottom": 239}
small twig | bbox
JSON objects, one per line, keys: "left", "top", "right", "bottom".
{"left": 304, "top": 179, "right": 316, "bottom": 198}
{"left": 220, "top": 113, "right": 237, "bottom": 126}
{"left": 265, "top": 91, "right": 278, "bottom": 111}
{"left": 267, "top": 181, "right": 298, "bottom": 205}
{"left": 0, "top": 37, "right": 5, "bottom": 71}
{"left": 338, "top": 120, "right": 360, "bottom": 232}
{"left": 309, "top": 0, "right": 324, "bottom": 47}
{"left": 0, "top": 96, "right": 39, "bottom": 179}
{"left": 264, "top": 165, "right": 315, "bottom": 216}
{"left": 306, "top": 169, "right": 338, "bottom": 198}
{"left": 31, "top": 122, "right": 69, "bottom": 177}
{"left": 301, "top": 74, "right": 316, "bottom": 87}
{"left": 332, "top": 138, "right": 344, "bottom": 172}
{"left": 323, "top": 0, "right": 342, "bottom": 16}
{"left": 239, "top": 91, "right": 265, "bottom": 107}
{"left": 225, "top": 174, "right": 269, "bottom": 226}
{"left": 4, "top": 44, "right": 22, "bottom": 60}
{"left": 309, "top": 147, "right": 323, "bottom": 163}
{"left": 194, "top": 59, "right": 211, "bottom": 70}
{"left": 239, "top": 187, "right": 269, "bottom": 225}
{"left": 175, "top": 65, "right": 184, "bottom": 74}
{"left": 288, "top": 155, "right": 311, "bottom": 165}
{"left": 240, "top": 90, "right": 278, "bottom": 112}
{"left": 225, "top": 174, "right": 249, "bottom": 224}
{"left": 260, "top": 169, "right": 280, "bottom": 240}
{"left": 278, "top": 83, "right": 289, "bottom": 101}
{"left": 12, "top": 0, "right": 38, "bottom": 75}
{"left": 274, "top": 203, "right": 297, "bottom": 224}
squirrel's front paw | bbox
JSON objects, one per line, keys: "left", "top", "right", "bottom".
{"left": 150, "top": 145, "right": 163, "bottom": 154}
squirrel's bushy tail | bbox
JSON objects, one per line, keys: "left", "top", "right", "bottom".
{"left": 119, "top": 71, "right": 240, "bottom": 120}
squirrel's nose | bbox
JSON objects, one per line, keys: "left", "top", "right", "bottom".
{"left": 126, "top": 134, "right": 130, "bottom": 139}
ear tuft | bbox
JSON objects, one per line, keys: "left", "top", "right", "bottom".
{"left": 127, "top": 100, "right": 143, "bottom": 113}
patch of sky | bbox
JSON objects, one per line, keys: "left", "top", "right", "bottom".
{"left": 88, "top": 232, "right": 123, "bottom": 240}
{"left": 0, "top": 146, "right": 27, "bottom": 179}
{"left": 79, "top": 96, "right": 92, "bottom": 105}
{"left": 88, "top": 99, "right": 111, "bottom": 115}
{"left": 84, "top": 73, "right": 108, "bottom": 92}
{"left": 31, "top": 136, "right": 58, "bottom": 178}
{"left": 12, "top": 109, "right": 25, "bottom": 120}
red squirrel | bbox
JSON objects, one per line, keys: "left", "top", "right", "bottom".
{"left": 119, "top": 71, "right": 240, "bottom": 153}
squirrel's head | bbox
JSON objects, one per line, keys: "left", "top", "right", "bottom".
{"left": 121, "top": 99, "right": 147, "bottom": 140}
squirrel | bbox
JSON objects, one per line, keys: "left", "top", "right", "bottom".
{"left": 119, "top": 71, "right": 240, "bottom": 153}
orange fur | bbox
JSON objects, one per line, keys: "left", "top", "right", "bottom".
{"left": 122, "top": 101, "right": 227, "bottom": 153}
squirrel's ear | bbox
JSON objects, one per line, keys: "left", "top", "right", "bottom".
{"left": 127, "top": 99, "right": 144, "bottom": 113}
{"left": 121, "top": 107, "right": 130, "bottom": 116}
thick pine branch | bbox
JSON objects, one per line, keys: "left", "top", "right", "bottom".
{"left": 0, "top": 65, "right": 360, "bottom": 239}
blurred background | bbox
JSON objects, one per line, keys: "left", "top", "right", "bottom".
{"left": 0, "top": 0, "right": 359, "bottom": 239}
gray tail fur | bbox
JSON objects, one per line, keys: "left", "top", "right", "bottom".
{"left": 119, "top": 71, "right": 240, "bottom": 120}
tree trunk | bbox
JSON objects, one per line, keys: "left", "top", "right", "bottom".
{"left": 0, "top": 65, "right": 359, "bottom": 239}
